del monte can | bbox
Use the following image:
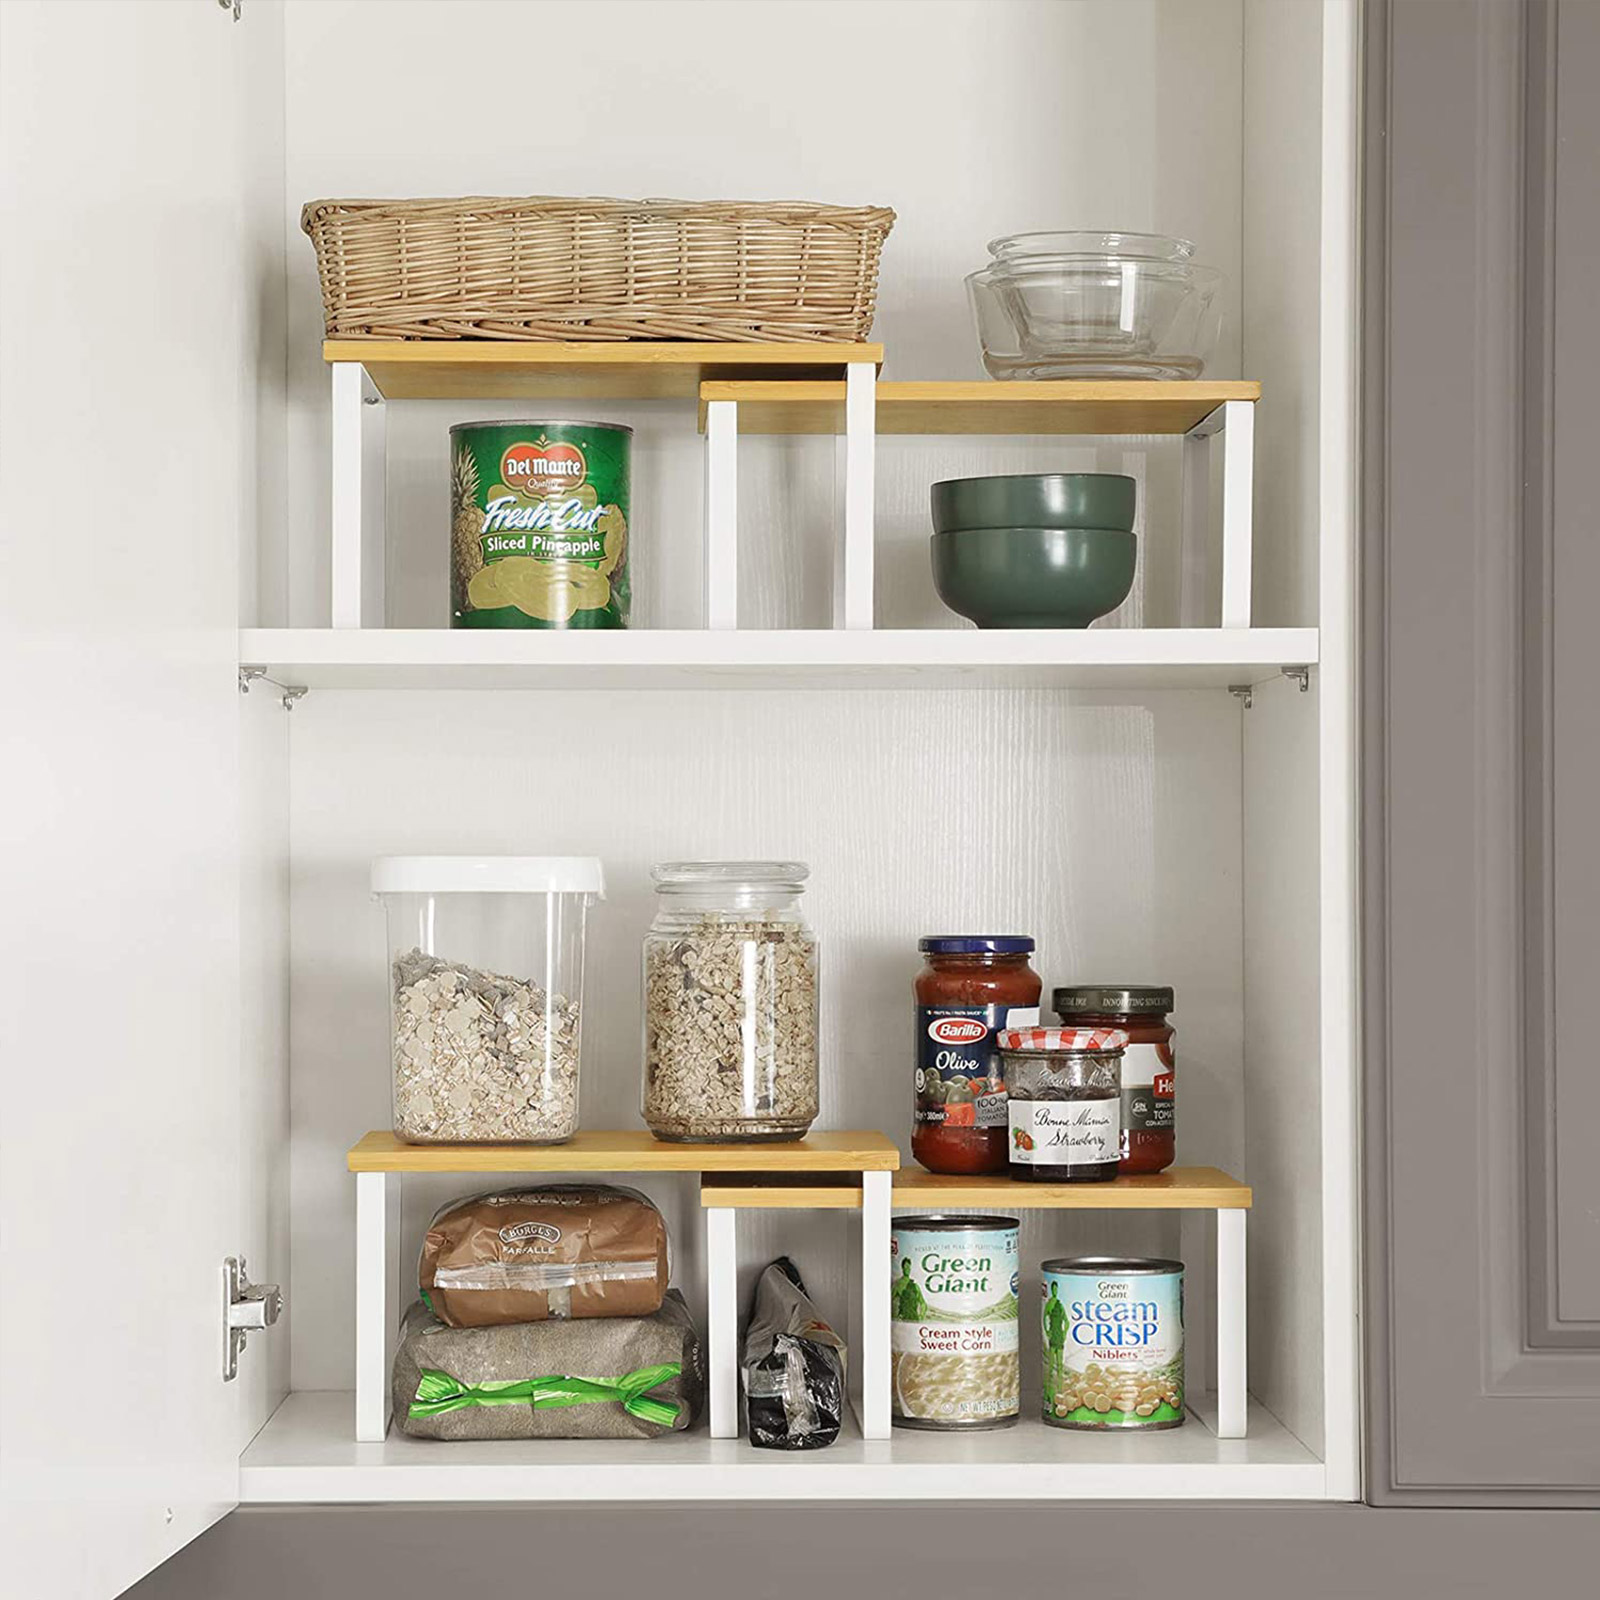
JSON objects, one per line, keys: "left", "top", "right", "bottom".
{"left": 450, "top": 420, "right": 630, "bottom": 628}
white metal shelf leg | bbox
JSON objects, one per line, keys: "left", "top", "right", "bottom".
{"left": 1215, "top": 1207, "right": 1248, "bottom": 1438}
{"left": 1179, "top": 432, "right": 1211, "bottom": 628}
{"left": 1178, "top": 1209, "right": 1213, "bottom": 1399}
{"left": 355, "top": 1170, "right": 395, "bottom": 1442}
{"left": 704, "top": 400, "right": 738, "bottom": 629}
{"left": 837, "top": 362, "right": 876, "bottom": 630}
{"left": 331, "top": 362, "right": 385, "bottom": 628}
{"left": 706, "top": 1205, "right": 739, "bottom": 1438}
{"left": 1218, "top": 399, "right": 1255, "bottom": 628}
{"left": 860, "top": 1171, "right": 892, "bottom": 1439}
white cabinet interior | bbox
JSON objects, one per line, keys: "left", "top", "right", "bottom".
{"left": 235, "top": 0, "right": 1358, "bottom": 1506}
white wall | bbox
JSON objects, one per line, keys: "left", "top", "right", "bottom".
{"left": 1240, "top": 0, "right": 1326, "bottom": 1453}
{"left": 274, "top": 0, "right": 1244, "bottom": 627}
{"left": 1242, "top": 0, "right": 1323, "bottom": 628}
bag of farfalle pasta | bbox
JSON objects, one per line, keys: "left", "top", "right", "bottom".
{"left": 393, "top": 1290, "right": 704, "bottom": 1440}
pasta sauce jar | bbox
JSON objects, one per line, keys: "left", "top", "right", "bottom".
{"left": 913, "top": 938, "right": 1041, "bottom": 1175}
{"left": 1053, "top": 986, "right": 1175, "bottom": 1174}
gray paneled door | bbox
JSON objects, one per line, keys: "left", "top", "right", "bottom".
{"left": 1364, "top": 0, "right": 1600, "bottom": 1505}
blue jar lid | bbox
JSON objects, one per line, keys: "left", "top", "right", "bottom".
{"left": 919, "top": 936, "right": 1035, "bottom": 955}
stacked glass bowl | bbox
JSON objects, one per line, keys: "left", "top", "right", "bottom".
{"left": 967, "top": 232, "right": 1223, "bottom": 380}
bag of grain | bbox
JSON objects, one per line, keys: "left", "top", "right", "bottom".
{"left": 393, "top": 1291, "right": 704, "bottom": 1441}
{"left": 420, "top": 1185, "right": 669, "bottom": 1327}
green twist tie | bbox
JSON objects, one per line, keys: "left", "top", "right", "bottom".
{"left": 410, "top": 1362, "right": 683, "bottom": 1428}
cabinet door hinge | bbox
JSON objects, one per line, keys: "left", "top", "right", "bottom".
{"left": 223, "top": 1256, "right": 282, "bottom": 1380}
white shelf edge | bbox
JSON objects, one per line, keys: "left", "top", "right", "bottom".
{"left": 238, "top": 627, "right": 1318, "bottom": 693}
{"left": 240, "top": 1392, "right": 1329, "bottom": 1505}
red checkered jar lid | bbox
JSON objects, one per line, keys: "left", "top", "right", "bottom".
{"left": 995, "top": 1026, "right": 1129, "bottom": 1054}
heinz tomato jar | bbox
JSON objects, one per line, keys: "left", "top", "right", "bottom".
{"left": 1052, "top": 985, "right": 1175, "bottom": 1174}
{"left": 913, "top": 937, "right": 1041, "bottom": 1175}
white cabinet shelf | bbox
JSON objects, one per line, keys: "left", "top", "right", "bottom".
{"left": 241, "top": 1392, "right": 1324, "bottom": 1505}
{"left": 240, "top": 626, "right": 1317, "bottom": 693}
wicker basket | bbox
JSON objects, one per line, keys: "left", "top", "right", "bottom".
{"left": 301, "top": 195, "right": 896, "bottom": 344}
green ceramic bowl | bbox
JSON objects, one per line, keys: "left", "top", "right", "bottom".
{"left": 931, "top": 527, "right": 1138, "bottom": 629}
{"left": 930, "top": 473, "right": 1136, "bottom": 535}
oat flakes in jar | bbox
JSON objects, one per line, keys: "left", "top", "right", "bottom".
{"left": 373, "top": 856, "right": 604, "bottom": 1145}
{"left": 642, "top": 861, "right": 820, "bottom": 1142}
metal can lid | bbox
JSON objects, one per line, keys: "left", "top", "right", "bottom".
{"left": 449, "top": 418, "right": 635, "bottom": 436}
{"left": 1040, "top": 1255, "right": 1185, "bottom": 1276}
{"left": 919, "top": 936, "right": 1035, "bottom": 955}
{"left": 996, "top": 1026, "right": 1128, "bottom": 1053}
{"left": 894, "top": 1215, "right": 1020, "bottom": 1233}
{"left": 1053, "top": 985, "right": 1174, "bottom": 1015}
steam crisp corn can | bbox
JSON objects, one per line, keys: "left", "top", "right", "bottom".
{"left": 449, "top": 420, "right": 631, "bottom": 629}
{"left": 1041, "top": 1256, "right": 1184, "bottom": 1429}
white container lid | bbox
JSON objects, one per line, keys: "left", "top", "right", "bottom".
{"left": 371, "top": 856, "right": 605, "bottom": 897}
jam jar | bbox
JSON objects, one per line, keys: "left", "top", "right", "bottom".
{"left": 912, "top": 937, "right": 1041, "bottom": 1175}
{"left": 1053, "top": 986, "right": 1175, "bottom": 1175}
{"left": 998, "top": 1027, "right": 1126, "bottom": 1182}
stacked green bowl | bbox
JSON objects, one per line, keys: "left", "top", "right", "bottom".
{"left": 930, "top": 473, "right": 1137, "bottom": 629}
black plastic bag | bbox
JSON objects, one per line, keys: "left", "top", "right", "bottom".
{"left": 741, "top": 1256, "right": 846, "bottom": 1449}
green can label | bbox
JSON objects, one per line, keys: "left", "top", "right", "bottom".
{"left": 450, "top": 420, "right": 630, "bottom": 629}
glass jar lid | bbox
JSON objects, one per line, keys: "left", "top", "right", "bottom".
{"left": 1054, "top": 985, "right": 1174, "bottom": 1015}
{"left": 996, "top": 1026, "right": 1128, "bottom": 1054}
{"left": 919, "top": 935, "right": 1034, "bottom": 955}
{"left": 652, "top": 860, "right": 808, "bottom": 891}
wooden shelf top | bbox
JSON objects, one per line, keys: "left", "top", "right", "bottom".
{"left": 892, "top": 1166, "right": 1252, "bottom": 1210}
{"left": 697, "top": 379, "right": 1261, "bottom": 436}
{"left": 699, "top": 1174, "right": 868, "bottom": 1209}
{"left": 324, "top": 340, "right": 883, "bottom": 401}
{"left": 347, "top": 1129, "right": 900, "bottom": 1174}
{"left": 695, "top": 1165, "right": 1253, "bottom": 1210}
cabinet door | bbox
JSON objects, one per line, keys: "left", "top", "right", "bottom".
{"left": 0, "top": 2, "right": 263, "bottom": 1592}
{"left": 1363, "top": 0, "right": 1600, "bottom": 1504}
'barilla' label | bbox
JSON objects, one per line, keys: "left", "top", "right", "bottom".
{"left": 915, "top": 1004, "right": 1038, "bottom": 1129}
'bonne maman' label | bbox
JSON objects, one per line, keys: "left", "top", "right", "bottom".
{"left": 1008, "top": 1098, "right": 1119, "bottom": 1166}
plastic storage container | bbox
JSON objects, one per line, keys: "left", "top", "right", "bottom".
{"left": 373, "top": 856, "right": 604, "bottom": 1145}
{"left": 642, "top": 861, "right": 820, "bottom": 1142}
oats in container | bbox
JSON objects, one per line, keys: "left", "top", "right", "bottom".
{"left": 372, "top": 857, "right": 604, "bottom": 1145}
{"left": 642, "top": 861, "right": 820, "bottom": 1142}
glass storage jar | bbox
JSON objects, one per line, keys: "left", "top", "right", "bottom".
{"left": 373, "top": 856, "right": 604, "bottom": 1145}
{"left": 643, "top": 861, "right": 820, "bottom": 1142}
{"left": 1053, "top": 985, "right": 1175, "bottom": 1175}
{"left": 998, "top": 1027, "right": 1127, "bottom": 1182}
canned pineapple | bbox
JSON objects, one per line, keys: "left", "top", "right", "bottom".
{"left": 450, "top": 419, "right": 630, "bottom": 629}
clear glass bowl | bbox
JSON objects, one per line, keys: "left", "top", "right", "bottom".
{"left": 986, "top": 230, "right": 1198, "bottom": 265}
{"left": 968, "top": 233, "right": 1223, "bottom": 381}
